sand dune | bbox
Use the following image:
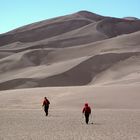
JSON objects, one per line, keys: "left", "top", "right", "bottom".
{"left": 0, "top": 10, "right": 140, "bottom": 90}
{"left": 0, "top": 31, "right": 140, "bottom": 90}
{"left": 97, "top": 18, "right": 140, "bottom": 37}
{"left": 4, "top": 11, "right": 105, "bottom": 35}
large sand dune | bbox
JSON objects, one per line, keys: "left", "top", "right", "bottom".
{"left": 0, "top": 11, "right": 140, "bottom": 90}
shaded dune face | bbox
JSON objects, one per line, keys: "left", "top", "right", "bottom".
{"left": 0, "top": 11, "right": 140, "bottom": 90}
{"left": 0, "top": 52, "right": 140, "bottom": 90}
{"left": 97, "top": 18, "right": 140, "bottom": 37}
{"left": 0, "top": 19, "right": 92, "bottom": 46}
{"left": 0, "top": 49, "right": 52, "bottom": 73}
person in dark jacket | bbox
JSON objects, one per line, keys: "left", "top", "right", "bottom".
{"left": 42, "top": 97, "right": 50, "bottom": 116}
{"left": 82, "top": 103, "right": 91, "bottom": 124}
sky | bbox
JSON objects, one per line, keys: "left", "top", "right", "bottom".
{"left": 0, "top": 0, "right": 140, "bottom": 34}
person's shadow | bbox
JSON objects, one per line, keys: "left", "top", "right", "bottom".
{"left": 89, "top": 122, "right": 101, "bottom": 125}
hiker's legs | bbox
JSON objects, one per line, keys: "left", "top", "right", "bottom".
{"left": 45, "top": 109, "right": 48, "bottom": 116}
{"left": 85, "top": 114, "right": 89, "bottom": 124}
{"left": 45, "top": 106, "right": 49, "bottom": 116}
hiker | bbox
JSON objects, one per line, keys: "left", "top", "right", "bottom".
{"left": 82, "top": 103, "right": 91, "bottom": 124}
{"left": 42, "top": 97, "right": 50, "bottom": 116}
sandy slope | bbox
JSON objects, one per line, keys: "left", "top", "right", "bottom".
{"left": 0, "top": 109, "right": 140, "bottom": 140}
{"left": 0, "top": 31, "right": 140, "bottom": 90}
{"left": 0, "top": 84, "right": 140, "bottom": 140}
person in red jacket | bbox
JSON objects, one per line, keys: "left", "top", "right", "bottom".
{"left": 82, "top": 103, "right": 91, "bottom": 124}
{"left": 42, "top": 97, "right": 50, "bottom": 116}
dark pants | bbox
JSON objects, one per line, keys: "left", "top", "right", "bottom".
{"left": 44, "top": 105, "right": 49, "bottom": 116}
{"left": 85, "top": 113, "right": 90, "bottom": 124}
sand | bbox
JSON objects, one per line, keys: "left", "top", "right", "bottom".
{"left": 0, "top": 84, "right": 140, "bottom": 140}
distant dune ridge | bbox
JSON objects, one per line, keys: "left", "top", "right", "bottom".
{"left": 0, "top": 10, "right": 140, "bottom": 90}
